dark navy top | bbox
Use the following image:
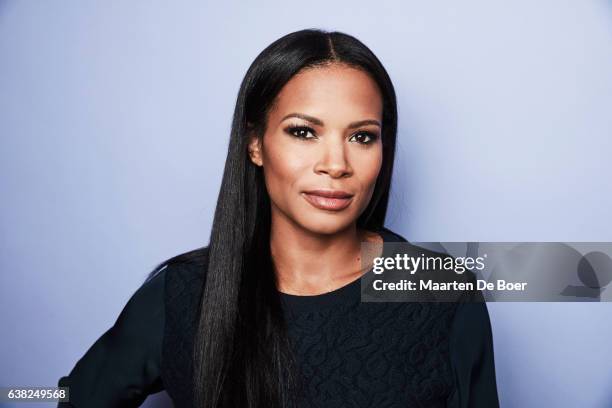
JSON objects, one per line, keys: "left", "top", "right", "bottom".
{"left": 57, "top": 228, "right": 499, "bottom": 407}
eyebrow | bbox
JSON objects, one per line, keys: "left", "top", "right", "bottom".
{"left": 281, "top": 113, "right": 381, "bottom": 129}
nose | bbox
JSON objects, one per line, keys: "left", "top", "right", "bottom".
{"left": 313, "top": 136, "right": 353, "bottom": 178}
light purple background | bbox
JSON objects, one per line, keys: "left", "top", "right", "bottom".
{"left": 1, "top": 1, "right": 611, "bottom": 407}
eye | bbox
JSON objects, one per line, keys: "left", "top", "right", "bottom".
{"left": 349, "top": 131, "right": 378, "bottom": 144}
{"left": 285, "top": 125, "right": 317, "bottom": 140}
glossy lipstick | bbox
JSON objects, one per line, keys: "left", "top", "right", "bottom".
{"left": 302, "top": 189, "right": 354, "bottom": 211}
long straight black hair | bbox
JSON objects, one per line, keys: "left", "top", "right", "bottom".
{"left": 155, "top": 29, "right": 398, "bottom": 407}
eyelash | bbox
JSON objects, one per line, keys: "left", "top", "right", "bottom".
{"left": 284, "top": 125, "right": 379, "bottom": 145}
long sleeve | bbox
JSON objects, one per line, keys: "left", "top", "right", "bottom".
{"left": 57, "top": 267, "right": 167, "bottom": 408}
{"left": 446, "top": 301, "right": 500, "bottom": 408}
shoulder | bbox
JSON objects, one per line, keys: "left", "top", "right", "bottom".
{"left": 451, "top": 301, "right": 493, "bottom": 345}
{"left": 159, "top": 247, "right": 209, "bottom": 392}
{"left": 154, "top": 247, "right": 209, "bottom": 334}
{"left": 377, "top": 227, "right": 483, "bottom": 302}
{"left": 378, "top": 226, "right": 453, "bottom": 262}
{"left": 145, "top": 246, "right": 208, "bottom": 293}
{"left": 377, "top": 226, "right": 408, "bottom": 242}
{"left": 377, "top": 227, "right": 452, "bottom": 261}
{"left": 447, "top": 300, "right": 499, "bottom": 406}
{"left": 137, "top": 247, "right": 209, "bottom": 324}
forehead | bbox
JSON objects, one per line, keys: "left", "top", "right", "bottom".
{"left": 269, "top": 64, "right": 383, "bottom": 123}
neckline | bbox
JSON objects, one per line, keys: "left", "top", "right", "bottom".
{"left": 278, "top": 228, "right": 401, "bottom": 313}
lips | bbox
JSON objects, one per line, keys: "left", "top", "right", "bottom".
{"left": 302, "top": 189, "right": 354, "bottom": 211}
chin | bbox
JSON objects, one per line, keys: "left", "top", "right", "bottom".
{"left": 295, "top": 212, "right": 357, "bottom": 236}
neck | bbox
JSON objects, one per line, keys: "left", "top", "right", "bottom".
{"left": 269, "top": 209, "right": 376, "bottom": 295}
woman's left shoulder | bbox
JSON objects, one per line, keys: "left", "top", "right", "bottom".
{"left": 447, "top": 300, "right": 499, "bottom": 407}
{"left": 376, "top": 226, "right": 409, "bottom": 242}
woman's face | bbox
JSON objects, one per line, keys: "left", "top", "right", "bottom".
{"left": 249, "top": 63, "right": 383, "bottom": 235}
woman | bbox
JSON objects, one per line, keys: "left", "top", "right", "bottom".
{"left": 58, "top": 29, "right": 499, "bottom": 408}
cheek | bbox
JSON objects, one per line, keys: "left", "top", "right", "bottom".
{"left": 260, "top": 137, "right": 310, "bottom": 195}
{"left": 354, "top": 147, "right": 383, "bottom": 193}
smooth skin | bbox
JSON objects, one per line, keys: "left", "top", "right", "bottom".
{"left": 248, "top": 63, "right": 385, "bottom": 295}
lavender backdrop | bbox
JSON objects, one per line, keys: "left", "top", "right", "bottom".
{"left": 1, "top": 1, "right": 611, "bottom": 407}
